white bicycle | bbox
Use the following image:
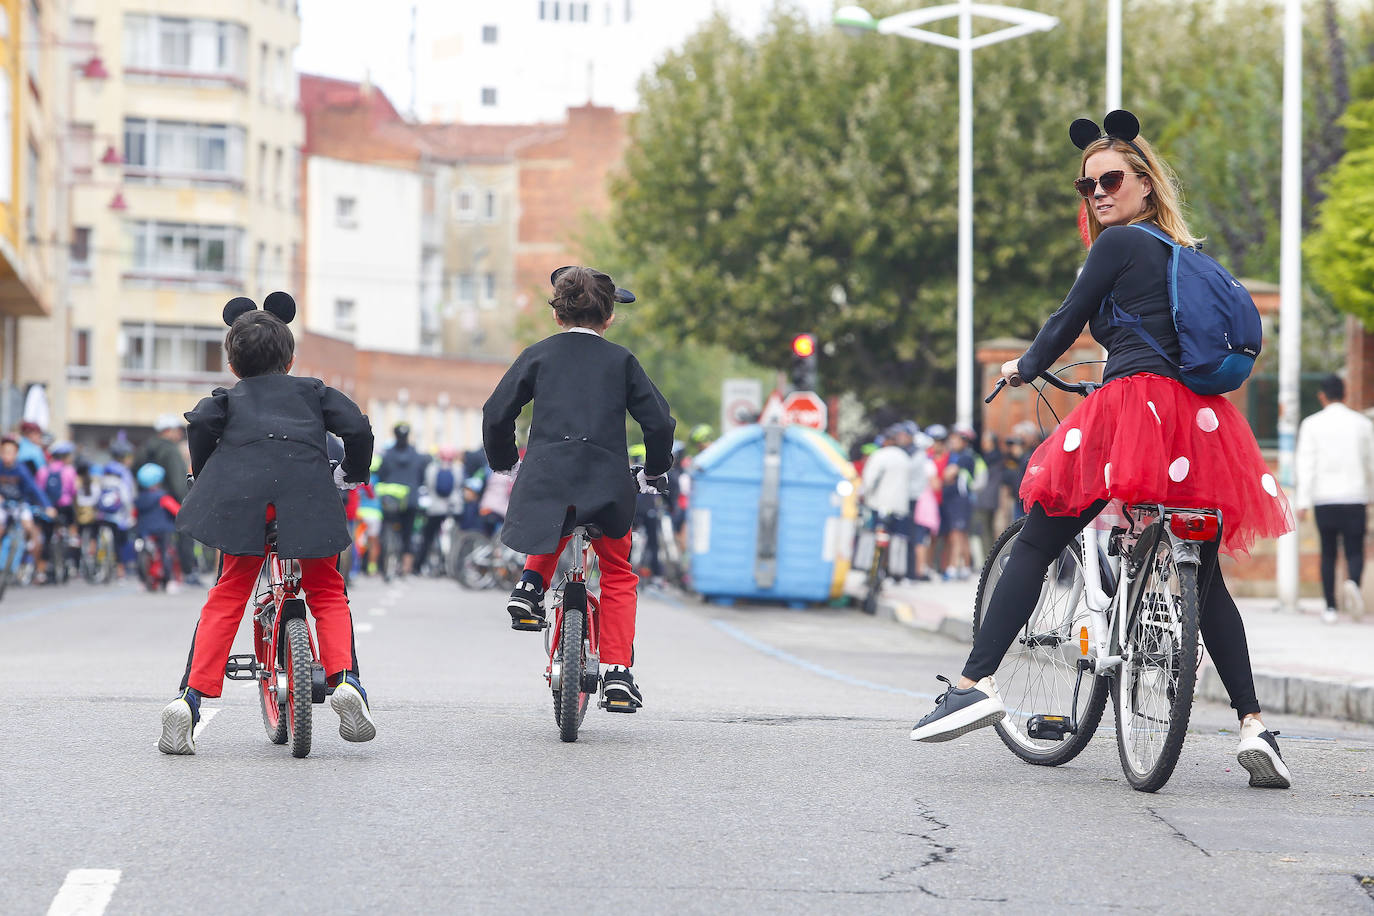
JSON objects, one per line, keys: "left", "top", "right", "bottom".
{"left": 980, "top": 371, "right": 1220, "bottom": 793}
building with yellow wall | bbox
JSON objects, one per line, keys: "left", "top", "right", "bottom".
{"left": 18, "top": 0, "right": 303, "bottom": 447}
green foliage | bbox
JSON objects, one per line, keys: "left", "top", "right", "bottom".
{"left": 587, "top": 0, "right": 1374, "bottom": 420}
{"left": 1307, "top": 64, "right": 1374, "bottom": 324}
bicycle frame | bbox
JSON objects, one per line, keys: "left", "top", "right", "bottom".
{"left": 544, "top": 528, "right": 602, "bottom": 696}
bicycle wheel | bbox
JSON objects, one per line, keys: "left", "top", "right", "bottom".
{"left": 974, "top": 518, "right": 1110, "bottom": 767}
{"left": 1112, "top": 530, "right": 1200, "bottom": 792}
{"left": 860, "top": 542, "right": 885, "bottom": 616}
{"left": 256, "top": 612, "right": 288, "bottom": 744}
{"left": 554, "top": 600, "right": 588, "bottom": 742}
{"left": 0, "top": 532, "right": 14, "bottom": 601}
{"left": 48, "top": 532, "right": 68, "bottom": 585}
{"left": 381, "top": 525, "right": 400, "bottom": 583}
{"left": 457, "top": 544, "right": 498, "bottom": 590}
{"left": 284, "top": 616, "right": 314, "bottom": 758}
{"left": 96, "top": 527, "right": 117, "bottom": 584}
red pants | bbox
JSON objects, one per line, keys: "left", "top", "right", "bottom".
{"left": 524, "top": 530, "right": 638, "bottom": 667}
{"left": 183, "top": 553, "right": 356, "bottom": 697}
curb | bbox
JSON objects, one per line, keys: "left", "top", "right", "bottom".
{"left": 878, "top": 595, "right": 1374, "bottom": 726}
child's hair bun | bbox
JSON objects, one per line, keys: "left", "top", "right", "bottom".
{"left": 223, "top": 296, "right": 257, "bottom": 326}
{"left": 263, "top": 291, "right": 297, "bottom": 324}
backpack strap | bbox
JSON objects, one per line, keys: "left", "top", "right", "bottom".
{"left": 1128, "top": 222, "right": 1178, "bottom": 249}
{"left": 1100, "top": 294, "right": 1178, "bottom": 367}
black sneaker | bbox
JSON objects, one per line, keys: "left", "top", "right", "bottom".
{"left": 601, "top": 666, "right": 642, "bottom": 712}
{"left": 910, "top": 675, "right": 1005, "bottom": 742}
{"left": 158, "top": 687, "right": 201, "bottom": 755}
{"left": 507, "top": 579, "right": 546, "bottom": 630}
{"left": 1237, "top": 720, "right": 1292, "bottom": 789}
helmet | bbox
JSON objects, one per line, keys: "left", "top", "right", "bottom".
{"left": 50, "top": 441, "right": 75, "bottom": 457}
{"left": 109, "top": 440, "right": 132, "bottom": 459}
{"left": 925, "top": 424, "right": 949, "bottom": 441}
{"left": 393, "top": 422, "right": 411, "bottom": 437}
{"left": 154, "top": 414, "right": 182, "bottom": 432}
{"left": 689, "top": 423, "right": 714, "bottom": 444}
{"left": 438, "top": 445, "right": 459, "bottom": 462}
{"left": 953, "top": 423, "right": 976, "bottom": 441}
{"left": 136, "top": 463, "right": 166, "bottom": 488}
{"left": 628, "top": 443, "right": 647, "bottom": 461}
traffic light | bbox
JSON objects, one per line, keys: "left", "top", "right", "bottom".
{"left": 790, "top": 333, "right": 818, "bottom": 392}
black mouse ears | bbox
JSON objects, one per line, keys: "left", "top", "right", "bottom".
{"left": 1070, "top": 109, "right": 1142, "bottom": 150}
{"left": 222, "top": 292, "right": 297, "bottom": 327}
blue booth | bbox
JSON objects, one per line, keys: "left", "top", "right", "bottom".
{"left": 688, "top": 424, "right": 858, "bottom": 605}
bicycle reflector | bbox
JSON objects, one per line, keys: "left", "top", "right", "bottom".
{"left": 1169, "top": 512, "right": 1219, "bottom": 542}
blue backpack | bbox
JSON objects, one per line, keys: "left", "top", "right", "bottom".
{"left": 1102, "top": 223, "right": 1262, "bottom": 395}
{"left": 434, "top": 467, "right": 456, "bottom": 499}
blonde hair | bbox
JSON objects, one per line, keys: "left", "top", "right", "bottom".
{"left": 1081, "top": 136, "right": 1201, "bottom": 248}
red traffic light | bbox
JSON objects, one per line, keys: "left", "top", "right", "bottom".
{"left": 791, "top": 333, "right": 816, "bottom": 358}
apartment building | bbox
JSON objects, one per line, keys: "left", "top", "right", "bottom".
{"left": 35, "top": 1, "right": 303, "bottom": 446}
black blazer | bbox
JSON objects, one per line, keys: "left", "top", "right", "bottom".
{"left": 482, "top": 332, "right": 675, "bottom": 555}
{"left": 176, "top": 374, "right": 374, "bottom": 558}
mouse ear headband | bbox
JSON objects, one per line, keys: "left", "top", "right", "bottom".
{"left": 1069, "top": 109, "right": 1150, "bottom": 167}
{"left": 222, "top": 291, "right": 297, "bottom": 327}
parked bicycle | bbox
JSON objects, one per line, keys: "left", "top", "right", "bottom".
{"left": 980, "top": 370, "right": 1219, "bottom": 792}
{"left": 453, "top": 529, "right": 525, "bottom": 591}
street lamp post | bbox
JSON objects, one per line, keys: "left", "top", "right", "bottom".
{"left": 1276, "top": 0, "right": 1303, "bottom": 612}
{"left": 836, "top": 2, "right": 1057, "bottom": 430}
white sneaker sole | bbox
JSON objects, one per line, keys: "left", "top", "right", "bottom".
{"left": 1237, "top": 744, "right": 1292, "bottom": 789}
{"left": 1343, "top": 580, "right": 1364, "bottom": 619}
{"left": 910, "top": 698, "right": 1006, "bottom": 743}
{"left": 158, "top": 700, "right": 196, "bottom": 755}
{"left": 331, "top": 684, "right": 376, "bottom": 742}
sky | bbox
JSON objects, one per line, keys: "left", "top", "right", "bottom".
{"left": 294, "top": 0, "right": 835, "bottom": 120}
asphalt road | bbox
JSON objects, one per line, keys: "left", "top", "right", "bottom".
{"left": 2, "top": 574, "right": 1372, "bottom": 914}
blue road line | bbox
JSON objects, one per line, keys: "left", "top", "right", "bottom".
{"left": 0, "top": 589, "right": 125, "bottom": 623}
{"left": 710, "top": 618, "right": 940, "bottom": 701}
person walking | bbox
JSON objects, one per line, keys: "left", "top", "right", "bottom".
{"left": 1296, "top": 373, "right": 1374, "bottom": 623}
{"left": 861, "top": 425, "right": 913, "bottom": 580}
{"left": 910, "top": 110, "right": 1294, "bottom": 790}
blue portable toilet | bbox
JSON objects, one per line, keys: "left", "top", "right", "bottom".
{"left": 688, "top": 424, "right": 858, "bottom": 605}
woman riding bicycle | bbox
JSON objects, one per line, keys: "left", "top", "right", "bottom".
{"left": 483, "top": 266, "right": 675, "bottom": 711}
{"left": 910, "top": 111, "right": 1295, "bottom": 790}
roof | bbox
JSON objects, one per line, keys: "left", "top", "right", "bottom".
{"left": 413, "top": 123, "right": 561, "bottom": 162}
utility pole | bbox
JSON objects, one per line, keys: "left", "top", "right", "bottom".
{"left": 1276, "top": 0, "right": 1303, "bottom": 612}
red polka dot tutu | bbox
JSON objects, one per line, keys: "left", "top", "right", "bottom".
{"left": 1019, "top": 373, "right": 1293, "bottom": 556}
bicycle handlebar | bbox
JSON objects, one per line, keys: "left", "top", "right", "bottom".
{"left": 985, "top": 371, "right": 1100, "bottom": 403}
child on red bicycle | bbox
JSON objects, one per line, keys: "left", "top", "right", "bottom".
{"left": 158, "top": 292, "right": 376, "bottom": 755}
{"left": 483, "top": 266, "right": 675, "bottom": 711}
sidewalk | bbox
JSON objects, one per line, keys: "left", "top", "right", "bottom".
{"left": 855, "top": 573, "right": 1374, "bottom": 725}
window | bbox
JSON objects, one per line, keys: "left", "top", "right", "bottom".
{"left": 25, "top": 1, "right": 40, "bottom": 91}
{"left": 482, "top": 24, "right": 497, "bottom": 43}
{"left": 119, "top": 322, "right": 229, "bottom": 386}
{"left": 70, "top": 227, "right": 92, "bottom": 280}
{"left": 553, "top": 2, "right": 561, "bottom": 21}
{"left": 482, "top": 191, "right": 497, "bottom": 221}
{"left": 290, "top": 147, "right": 301, "bottom": 211}
{"left": 480, "top": 87, "right": 496, "bottom": 107}
{"left": 273, "top": 245, "right": 282, "bottom": 286}
{"left": 68, "top": 329, "right": 92, "bottom": 384}
{"left": 69, "top": 18, "right": 95, "bottom": 46}
{"left": 0, "top": 71, "right": 10, "bottom": 203}
{"left": 123, "top": 15, "right": 247, "bottom": 81}
{"left": 483, "top": 272, "right": 496, "bottom": 304}
{"left": 259, "top": 43, "right": 269, "bottom": 99}
{"left": 336, "top": 195, "right": 357, "bottom": 228}
{"left": 257, "top": 141, "right": 267, "bottom": 199}
{"left": 273, "top": 147, "right": 283, "bottom": 205}
{"left": 122, "top": 118, "right": 246, "bottom": 185}
{"left": 451, "top": 189, "right": 474, "bottom": 221}
{"left": 255, "top": 241, "right": 266, "bottom": 291}
{"left": 539, "top": 1, "right": 547, "bottom": 19}
{"left": 24, "top": 140, "right": 38, "bottom": 239}
{"left": 127, "top": 221, "right": 244, "bottom": 282}
{"left": 69, "top": 123, "right": 94, "bottom": 177}
{"left": 624, "top": 0, "right": 632, "bottom": 22}
{"left": 334, "top": 298, "right": 356, "bottom": 334}
{"left": 454, "top": 273, "right": 475, "bottom": 303}
{"left": 275, "top": 48, "right": 287, "bottom": 102}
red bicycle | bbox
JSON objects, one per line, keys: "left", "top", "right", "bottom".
{"left": 224, "top": 519, "right": 328, "bottom": 758}
{"left": 544, "top": 524, "right": 615, "bottom": 742}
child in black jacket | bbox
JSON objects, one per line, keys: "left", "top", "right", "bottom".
{"left": 158, "top": 293, "right": 376, "bottom": 755}
{"left": 482, "top": 267, "right": 675, "bottom": 710}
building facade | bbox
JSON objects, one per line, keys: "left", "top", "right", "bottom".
{"left": 28, "top": 0, "right": 303, "bottom": 448}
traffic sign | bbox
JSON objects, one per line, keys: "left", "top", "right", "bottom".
{"left": 782, "top": 391, "right": 827, "bottom": 430}
{"left": 720, "top": 378, "right": 763, "bottom": 431}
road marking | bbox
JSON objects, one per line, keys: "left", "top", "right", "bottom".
{"left": 711, "top": 620, "right": 938, "bottom": 700}
{"left": 355, "top": 622, "right": 375, "bottom": 633}
{"left": 368, "top": 607, "right": 387, "bottom": 617}
{"left": 46, "top": 869, "right": 120, "bottom": 916}
{"left": 0, "top": 591, "right": 120, "bottom": 624}
{"left": 193, "top": 707, "right": 220, "bottom": 741}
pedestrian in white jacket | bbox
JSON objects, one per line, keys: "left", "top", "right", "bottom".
{"left": 1295, "top": 374, "right": 1374, "bottom": 622}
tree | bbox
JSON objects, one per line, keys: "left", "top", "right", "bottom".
{"left": 1306, "top": 65, "right": 1374, "bottom": 324}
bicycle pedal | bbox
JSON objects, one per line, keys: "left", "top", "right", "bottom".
{"left": 510, "top": 617, "right": 548, "bottom": 632}
{"left": 600, "top": 697, "right": 639, "bottom": 714}
{"left": 1026, "top": 714, "right": 1073, "bottom": 741}
{"left": 225, "top": 654, "right": 258, "bottom": 680}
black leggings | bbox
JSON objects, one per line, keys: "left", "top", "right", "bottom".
{"left": 1314, "top": 504, "right": 1365, "bottom": 610}
{"left": 962, "top": 502, "right": 1261, "bottom": 720}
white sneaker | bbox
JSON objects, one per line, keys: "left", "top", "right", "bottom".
{"left": 1236, "top": 718, "right": 1292, "bottom": 789}
{"left": 1322, "top": 607, "right": 1339, "bottom": 625}
{"left": 911, "top": 675, "right": 1006, "bottom": 742}
{"left": 1342, "top": 579, "right": 1364, "bottom": 619}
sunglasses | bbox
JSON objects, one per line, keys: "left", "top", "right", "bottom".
{"left": 1074, "top": 169, "right": 1141, "bottom": 198}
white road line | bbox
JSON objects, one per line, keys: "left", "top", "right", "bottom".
{"left": 368, "top": 607, "right": 387, "bottom": 617}
{"left": 355, "top": 622, "right": 375, "bottom": 633}
{"left": 46, "top": 869, "right": 120, "bottom": 916}
{"left": 192, "top": 707, "right": 220, "bottom": 741}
